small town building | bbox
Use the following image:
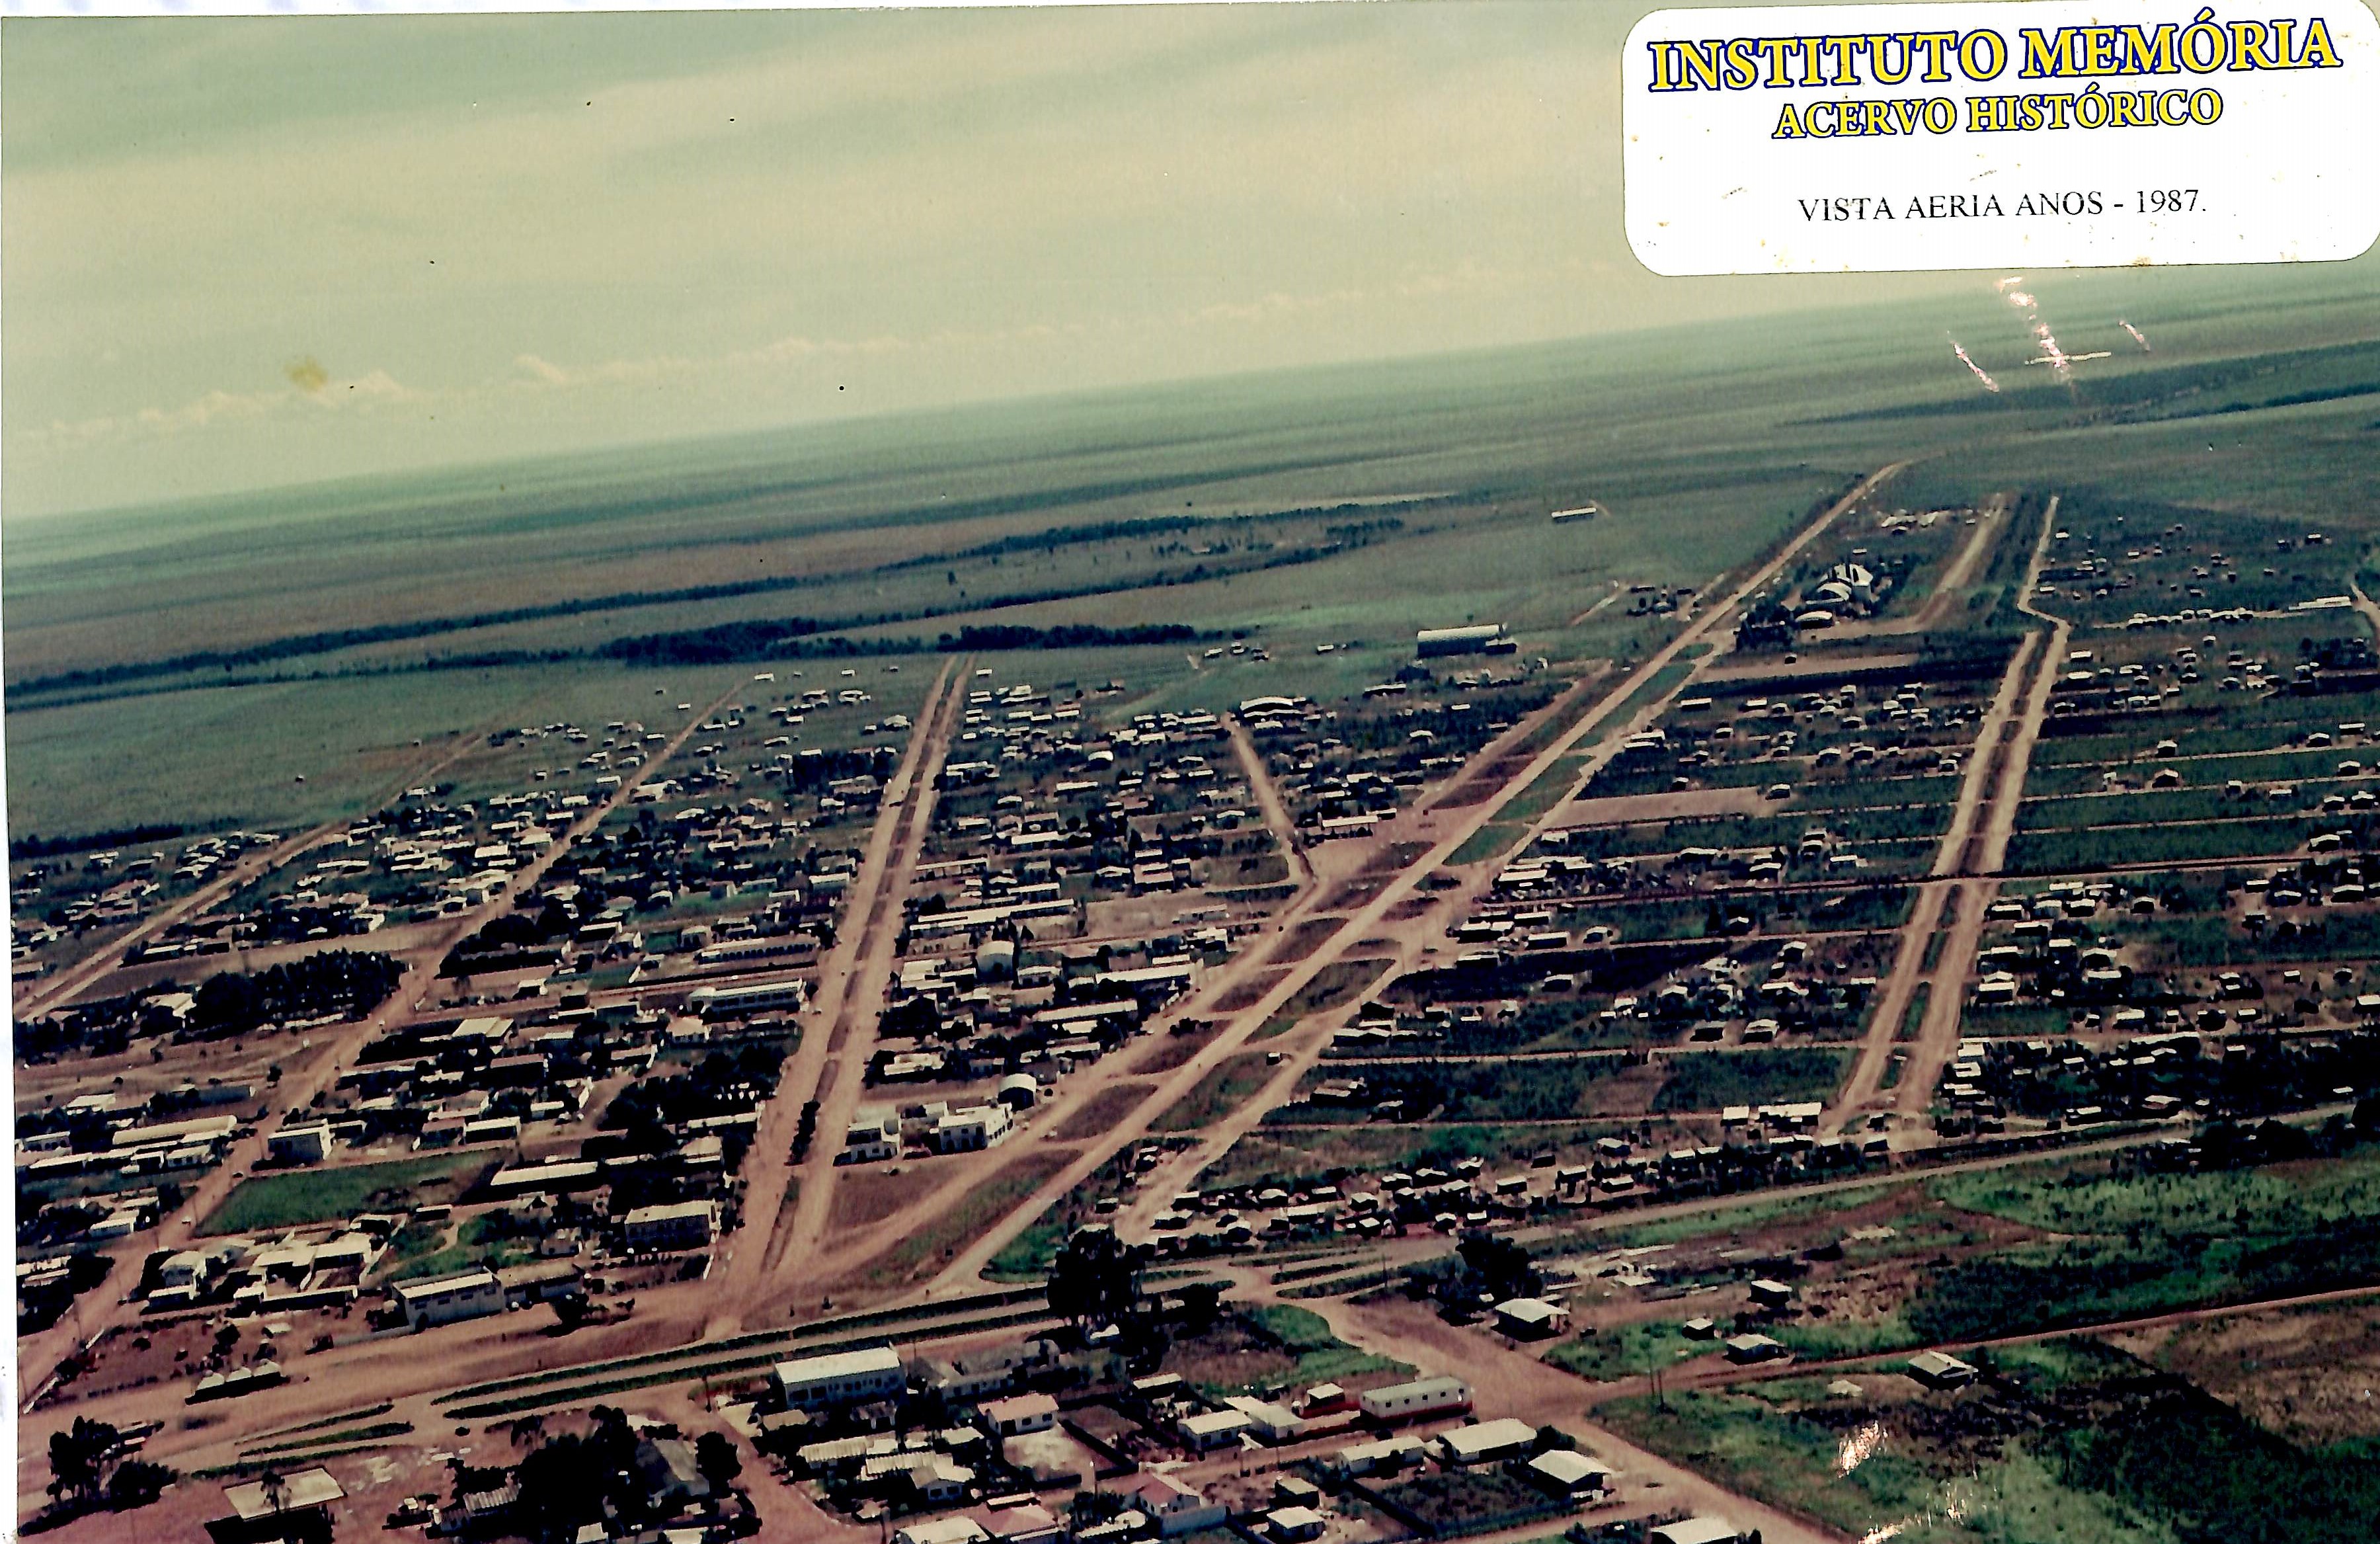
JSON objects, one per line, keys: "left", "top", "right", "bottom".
{"left": 892, "top": 1518, "right": 990, "bottom": 1544}
{"left": 1221, "top": 1394, "right": 1304, "bottom": 1442}
{"left": 1176, "top": 1408, "right": 1254, "bottom": 1450}
{"left": 1907, "top": 1350, "right": 1979, "bottom": 1389}
{"left": 1359, "top": 1373, "right": 1472, "bottom": 1424}
{"left": 1432, "top": 1416, "right": 1537, "bottom": 1467}
{"left": 1651, "top": 1519, "right": 1742, "bottom": 1544}
{"left": 207, "top": 1466, "right": 344, "bottom": 1544}
{"left": 266, "top": 1123, "right": 333, "bottom": 1165}
{"left": 1493, "top": 1297, "right": 1570, "bottom": 1338}
{"left": 621, "top": 1199, "right": 716, "bottom": 1253}
{"left": 392, "top": 1268, "right": 504, "bottom": 1330}
{"left": 1265, "top": 1506, "right": 1329, "bottom": 1543}
{"left": 980, "top": 1392, "right": 1058, "bottom": 1436}
{"left": 1527, "top": 1447, "right": 1612, "bottom": 1500}
{"left": 773, "top": 1344, "right": 908, "bottom": 1410}
{"left": 1119, "top": 1470, "right": 1227, "bottom": 1536}
{"left": 1724, "top": 1333, "right": 1787, "bottom": 1364}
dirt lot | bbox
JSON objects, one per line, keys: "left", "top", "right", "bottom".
{"left": 1158, "top": 1316, "right": 1304, "bottom": 1391}
{"left": 1564, "top": 785, "right": 1770, "bottom": 826}
{"left": 1138, "top": 1022, "right": 1224, "bottom": 1074}
{"left": 2110, "top": 1299, "right": 2380, "bottom": 1447}
{"left": 1320, "top": 875, "right": 1391, "bottom": 911}
{"left": 1271, "top": 917, "right": 1349, "bottom": 965}
{"left": 826, "top": 1168, "right": 916, "bottom": 1232}
{"left": 56, "top": 1308, "right": 357, "bottom": 1404}
{"left": 1052, "top": 1080, "right": 1157, "bottom": 1142}
{"left": 1212, "top": 967, "right": 1289, "bottom": 1013}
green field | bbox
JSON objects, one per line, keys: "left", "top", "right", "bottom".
{"left": 1650, "top": 1047, "right": 1854, "bottom": 1112}
{"left": 1600, "top": 1335, "right": 2380, "bottom": 1544}
{"left": 18, "top": 255, "right": 2379, "bottom": 843}
{"left": 1909, "top": 1147, "right": 2380, "bottom": 1343}
{"left": 1544, "top": 1318, "right": 1700, "bottom": 1383}
{"left": 200, "top": 1152, "right": 495, "bottom": 1236}
{"left": 1151, "top": 1050, "right": 1278, "bottom": 1133}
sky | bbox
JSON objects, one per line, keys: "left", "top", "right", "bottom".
{"left": 0, "top": 2, "right": 2003, "bottom": 520}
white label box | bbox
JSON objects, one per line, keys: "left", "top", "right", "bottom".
{"left": 1623, "top": 0, "right": 2380, "bottom": 273}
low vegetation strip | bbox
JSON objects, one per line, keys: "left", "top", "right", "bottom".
{"left": 245, "top": 1401, "right": 395, "bottom": 1443}
{"left": 1909, "top": 1146, "right": 2380, "bottom": 1344}
{"left": 445, "top": 1307, "right": 1064, "bottom": 1420}
{"left": 241, "top": 1421, "right": 414, "bottom": 1459}
{"left": 1447, "top": 820, "right": 1525, "bottom": 867}
{"left": 842, "top": 1153, "right": 1075, "bottom": 1291}
{"left": 437, "top": 1285, "right": 1048, "bottom": 1404}
{"left": 1601, "top": 1335, "right": 2380, "bottom": 1544}
{"left": 1897, "top": 983, "right": 1930, "bottom": 1041}
{"left": 1596, "top": 660, "right": 1697, "bottom": 739}
{"left": 1152, "top": 1051, "right": 1277, "bottom": 1133}
{"left": 200, "top": 1153, "right": 493, "bottom": 1237}
{"left": 1650, "top": 1047, "right": 1854, "bottom": 1112}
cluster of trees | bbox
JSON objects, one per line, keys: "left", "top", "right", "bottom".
{"left": 9, "top": 822, "right": 189, "bottom": 862}
{"left": 442, "top": 899, "right": 577, "bottom": 977}
{"left": 602, "top": 1044, "right": 784, "bottom": 1141}
{"left": 45, "top": 1418, "right": 175, "bottom": 1517}
{"left": 18, "top": 1252, "right": 114, "bottom": 1334}
{"left": 189, "top": 951, "right": 405, "bottom": 1038}
{"left": 1047, "top": 1227, "right": 1152, "bottom": 1330}
{"left": 506, "top": 1408, "right": 742, "bottom": 1540}
{"left": 931, "top": 623, "right": 1197, "bottom": 651}
{"left": 780, "top": 745, "right": 899, "bottom": 795}
{"left": 1403, "top": 1232, "right": 1545, "bottom": 1318}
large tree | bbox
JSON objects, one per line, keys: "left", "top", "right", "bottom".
{"left": 1047, "top": 1226, "right": 1150, "bottom": 1329}
{"left": 47, "top": 1417, "right": 119, "bottom": 1510}
{"left": 694, "top": 1431, "right": 742, "bottom": 1494}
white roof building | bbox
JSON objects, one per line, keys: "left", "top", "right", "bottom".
{"left": 1432, "top": 1416, "right": 1538, "bottom": 1466}
{"left": 773, "top": 1344, "right": 907, "bottom": 1410}
{"left": 1651, "top": 1519, "right": 1741, "bottom": 1544}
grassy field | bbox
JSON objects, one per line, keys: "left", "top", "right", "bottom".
{"left": 1601, "top": 1334, "right": 2380, "bottom": 1544}
{"left": 1597, "top": 1381, "right": 2163, "bottom": 1544}
{"left": 5, "top": 657, "right": 758, "bottom": 842}
{"left": 1278, "top": 1054, "right": 1650, "bottom": 1124}
{"left": 1150, "top": 1050, "right": 1277, "bottom": 1133}
{"left": 1909, "top": 1147, "right": 2380, "bottom": 1343}
{"left": 200, "top": 1151, "right": 494, "bottom": 1236}
{"left": 1283, "top": 957, "right": 1394, "bottom": 1018}
{"left": 1650, "top": 1047, "right": 1854, "bottom": 1112}
{"left": 1543, "top": 1319, "right": 1701, "bottom": 1383}
{"left": 838, "top": 1150, "right": 1074, "bottom": 1294}
{"left": 17, "top": 254, "right": 2380, "bottom": 842}
{"left": 1236, "top": 1303, "right": 1410, "bottom": 1393}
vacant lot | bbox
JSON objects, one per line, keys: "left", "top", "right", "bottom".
{"left": 835, "top": 1148, "right": 1074, "bottom": 1295}
{"left": 201, "top": 1151, "right": 495, "bottom": 1235}
{"left": 1151, "top": 1051, "right": 1277, "bottom": 1133}
{"left": 2114, "top": 1297, "right": 2380, "bottom": 1448}
{"left": 1650, "top": 1047, "right": 1853, "bottom": 1112}
{"left": 1052, "top": 1080, "right": 1156, "bottom": 1142}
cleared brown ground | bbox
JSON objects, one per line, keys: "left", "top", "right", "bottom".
{"left": 1212, "top": 967, "right": 1290, "bottom": 1012}
{"left": 1437, "top": 752, "right": 1532, "bottom": 809}
{"left": 824, "top": 1148, "right": 1076, "bottom": 1299}
{"left": 1052, "top": 1080, "right": 1157, "bottom": 1142}
{"left": 1359, "top": 840, "right": 1433, "bottom": 875}
{"left": 1564, "top": 784, "right": 1770, "bottom": 825}
{"left": 1284, "top": 956, "right": 1395, "bottom": 1016}
{"left": 1270, "top": 916, "right": 1347, "bottom": 965}
{"left": 1320, "top": 875, "right": 1390, "bottom": 911}
{"left": 827, "top": 1168, "right": 916, "bottom": 1232}
{"left": 1137, "top": 1022, "right": 1225, "bottom": 1074}
{"left": 2110, "top": 1299, "right": 2380, "bottom": 1447}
